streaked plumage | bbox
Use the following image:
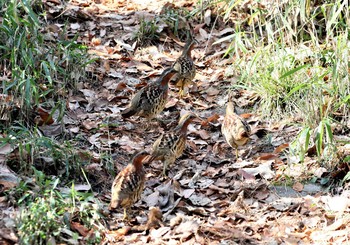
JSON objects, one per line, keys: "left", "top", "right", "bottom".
{"left": 172, "top": 37, "right": 196, "bottom": 98}
{"left": 121, "top": 68, "right": 177, "bottom": 120}
{"left": 221, "top": 101, "right": 251, "bottom": 158}
{"left": 109, "top": 151, "right": 154, "bottom": 220}
{"left": 151, "top": 113, "right": 196, "bottom": 176}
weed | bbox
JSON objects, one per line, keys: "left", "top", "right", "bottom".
{"left": 2, "top": 124, "right": 88, "bottom": 180}
{"left": 0, "top": 0, "right": 92, "bottom": 120}
{"left": 160, "top": 5, "right": 192, "bottom": 40}
{"left": 16, "top": 169, "right": 104, "bottom": 244}
{"left": 205, "top": 0, "right": 349, "bottom": 177}
{"left": 134, "top": 18, "right": 160, "bottom": 46}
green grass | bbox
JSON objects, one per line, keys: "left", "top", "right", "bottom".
{"left": 0, "top": 1, "right": 103, "bottom": 241}
{"left": 134, "top": 5, "right": 195, "bottom": 45}
{"left": 0, "top": 0, "right": 92, "bottom": 113}
{"left": 15, "top": 169, "right": 104, "bottom": 244}
{"left": 206, "top": 0, "right": 349, "bottom": 171}
{"left": 134, "top": 18, "right": 160, "bottom": 46}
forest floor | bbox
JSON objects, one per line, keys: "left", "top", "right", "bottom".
{"left": 1, "top": 0, "right": 350, "bottom": 244}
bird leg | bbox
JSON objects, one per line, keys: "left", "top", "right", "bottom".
{"left": 235, "top": 146, "right": 239, "bottom": 159}
{"left": 122, "top": 208, "right": 128, "bottom": 221}
{"left": 144, "top": 118, "right": 153, "bottom": 131}
{"left": 162, "top": 163, "right": 168, "bottom": 177}
{"left": 162, "top": 158, "right": 173, "bottom": 177}
{"left": 178, "top": 86, "right": 185, "bottom": 99}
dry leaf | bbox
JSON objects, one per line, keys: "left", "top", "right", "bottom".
{"left": 274, "top": 143, "right": 289, "bottom": 154}
{"left": 71, "top": 221, "right": 90, "bottom": 237}
{"left": 292, "top": 182, "right": 304, "bottom": 192}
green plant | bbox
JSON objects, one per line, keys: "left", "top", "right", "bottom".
{"left": 202, "top": 0, "right": 350, "bottom": 176}
{"left": 290, "top": 117, "right": 336, "bottom": 163}
{"left": 160, "top": 6, "right": 191, "bottom": 39}
{"left": 0, "top": 0, "right": 92, "bottom": 120}
{"left": 290, "top": 126, "right": 311, "bottom": 163}
{"left": 2, "top": 124, "right": 88, "bottom": 180}
{"left": 16, "top": 173, "right": 66, "bottom": 244}
{"left": 16, "top": 169, "right": 105, "bottom": 244}
{"left": 134, "top": 18, "right": 160, "bottom": 45}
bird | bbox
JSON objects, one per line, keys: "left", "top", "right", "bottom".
{"left": 109, "top": 151, "right": 154, "bottom": 220}
{"left": 221, "top": 96, "right": 251, "bottom": 159}
{"left": 121, "top": 67, "right": 178, "bottom": 122}
{"left": 172, "top": 34, "right": 196, "bottom": 98}
{"left": 151, "top": 112, "right": 197, "bottom": 176}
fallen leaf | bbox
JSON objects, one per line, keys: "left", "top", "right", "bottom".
{"left": 182, "top": 189, "right": 195, "bottom": 198}
{"left": 201, "top": 113, "right": 219, "bottom": 126}
{"left": 0, "top": 144, "right": 13, "bottom": 155}
{"left": 188, "top": 193, "right": 211, "bottom": 206}
{"left": 71, "top": 221, "right": 90, "bottom": 237}
{"left": 243, "top": 161, "right": 274, "bottom": 179}
{"left": 195, "top": 130, "right": 210, "bottom": 140}
{"left": 237, "top": 169, "right": 255, "bottom": 180}
{"left": 258, "top": 153, "right": 278, "bottom": 161}
{"left": 70, "top": 23, "right": 81, "bottom": 30}
{"left": 293, "top": 182, "right": 304, "bottom": 192}
{"left": 205, "top": 87, "right": 220, "bottom": 96}
{"left": 274, "top": 143, "right": 289, "bottom": 154}
{"left": 0, "top": 164, "right": 19, "bottom": 190}
{"left": 204, "top": 9, "right": 211, "bottom": 26}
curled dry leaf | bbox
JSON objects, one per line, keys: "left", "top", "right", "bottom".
{"left": 257, "top": 153, "right": 278, "bottom": 161}
{"left": 273, "top": 143, "right": 289, "bottom": 154}
{"left": 71, "top": 221, "right": 90, "bottom": 237}
{"left": 204, "top": 9, "right": 211, "bottom": 26}
{"left": 110, "top": 226, "right": 131, "bottom": 240}
{"left": 292, "top": 182, "right": 304, "bottom": 192}
{"left": 0, "top": 164, "right": 19, "bottom": 190}
{"left": 201, "top": 113, "right": 219, "bottom": 127}
{"left": 35, "top": 107, "right": 54, "bottom": 126}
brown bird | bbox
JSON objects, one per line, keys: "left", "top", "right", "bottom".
{"left": 109, "top": 151, "right": 154, "bottom": 220}
{"left": 151, "top": 112, "right": 197, "bottom": 176}
{"left": 121, "top": 67, "right": 178, "bottom": 121}
{"left": 172, "top": 35, "right": 196, "bottom": 98}
{"left": 221, "top": 98, "right": 251, "bottom": 159}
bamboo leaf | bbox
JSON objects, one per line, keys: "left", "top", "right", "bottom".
{"left": 279, "top": 64, "right": 310, "bottom": 79}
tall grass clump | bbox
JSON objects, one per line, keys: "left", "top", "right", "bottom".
{"left": 0, "top": 1, "right": 93, "bottom": 178}
{"left": 0, "top": 0, "right": 91, "bottom": 113}
{"left": 210, "top": 0, "right": 349, "bottom": 165}
{"left": 15, "top": 169, "right": 104, "bottom": 244}
{"left": 213, "top": 0, "right": 349, "bottom": 122}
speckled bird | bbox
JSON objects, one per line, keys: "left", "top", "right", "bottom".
{"left": 172, "top": 35, "right": 196, "bottom": 98}
{"left": 151, "top": 112, "right": 197, "bottom": 176}
{"left": 121, "top": 67, "right": 178, "bottom": 121}
{"left": 109, "top": 151, "right": 154, "bottom": 220}
{"left": 221, "top": 97, "right": 251, "bottom": 159}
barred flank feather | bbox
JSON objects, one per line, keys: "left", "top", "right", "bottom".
{"left": 151, "top": 113, "right": 197, "bottom": 176}
{"left": 109, "top": 151, "right": 154, "bottom": 218}
{"left": 121, "top": 68, "right": 177, "bottom": 120}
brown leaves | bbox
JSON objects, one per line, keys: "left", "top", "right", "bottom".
{"left": 18, "top": 1, "right": 349, "bottom": 245}
{"left": 0, "top": 164, "right": 19, "bottom": 190}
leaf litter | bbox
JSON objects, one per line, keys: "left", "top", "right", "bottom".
{"left": 1, "top": 0, "right": 350, "bottom": 244}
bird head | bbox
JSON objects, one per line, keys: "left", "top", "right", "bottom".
{"left": 158, "top": 67, "right": 178, "bottom": 86}
{"left": 176, "top": 112, "right": 201, "bottom": 132}
{"left": 132, "top": 151, "right": 153, "bottom": 168}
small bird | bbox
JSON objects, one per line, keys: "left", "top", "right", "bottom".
{"left": 221, "top": 97, "right": 251, "bottom": 159}
{"left": 172, "top": 35, "right": 196, "bottom": 98}
{"left": 121, "top": 67, "right": 178, "bottom": 121}
{"left": 151, "top": 112, "right": 197, "bottom": 176}
{"left": 109, "top": 151, "right": 154, "bottom": 220}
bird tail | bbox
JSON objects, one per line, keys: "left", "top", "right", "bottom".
{"left": 121, "top": 108, "right": 136, "bottom": 118}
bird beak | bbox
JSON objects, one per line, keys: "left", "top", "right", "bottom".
{"left": 145, "top": 154, "right": 156, "bottom": 163}
{"left": 193, "top": 114, "right": 203, "bottom": 123}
